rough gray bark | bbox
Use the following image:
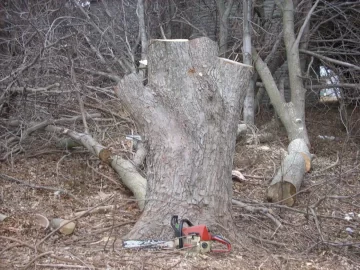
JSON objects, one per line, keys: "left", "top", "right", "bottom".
{"left": 114, "top": 37, "right": 252, "bottom": 239}
{"left": 243, "top": 0, "right": 255, "bottom": 124}
{"left": 137, "top": 0, "right": 148, "bottom": 61}
{"left": 216, "top": 0, "right": 234, "bottom": 56}
{"left": 281, "top": 0, "right": 309, "bottom": 143}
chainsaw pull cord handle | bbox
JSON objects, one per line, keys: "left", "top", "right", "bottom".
{"left": 210, "top": 235, "right": 232, "bottom": 252}
{"left": 178, "top": 218, "right": 193, "bottom": 248}
{"left": 171, "top": 216, "right": 194, "bottom": 248}
{"left": 171, "top": 215, "right": 180, "bottom": 235}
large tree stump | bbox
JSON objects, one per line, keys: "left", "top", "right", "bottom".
{"left": 114, "top": 38, "right": 252, "bottom": 239}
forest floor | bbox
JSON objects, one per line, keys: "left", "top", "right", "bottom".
{"left": 0, "top": 106, "right": 359, "bottom": 270}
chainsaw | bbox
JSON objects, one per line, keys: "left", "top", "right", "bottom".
{"left": 122, "top": 215, "right": 231, "bottom": 253}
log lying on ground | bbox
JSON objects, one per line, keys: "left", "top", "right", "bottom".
{"left": 237, "top": 124, "right": 248, "bottom": 137}
{"left": 45, "top": 125, "right": 146, "bottom": 210}
{"left": 288, "top": 138, "right": 311, "bottom": 172}
{"left": 236, "top": 123, "right": 275, "bottom": 144}
{"left": 0, "top": 114, "right": 101, "bottom": 161}
{"left": 267, "top": 138, "right": 311, "bottom": 206}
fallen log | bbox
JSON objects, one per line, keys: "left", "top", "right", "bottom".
{"left": 0, "top": 114, "right": 101, "bottom": 161}
{"left": 267, "top": 138, "right": 311, "bottom": 206}
{"left": 287, "top": 138, "right": 311, "bottom": 172}
{"left": 236, "top": 123, "right": 275, "bottom": 144}
{"left": 45, "top": 125, "right": 146, "bottom": 210}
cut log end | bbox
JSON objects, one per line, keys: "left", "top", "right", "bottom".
{"left": 267, "top": 182, "right": 297, "bottom": 206}
{"left": 99, "top": 148, "right": 112, "bottom": 164}
{"left": 267, "top": 151, "right": 306, "bottom": 206}
{"left": 218, "top": 57, "right": 253, "bottom": 68}
{"left": 300, "top": 152, "right": 311, "bottom": 172}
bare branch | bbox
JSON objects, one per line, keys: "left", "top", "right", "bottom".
{"left": 68, "top": 53, "right": 89, "bottom": 133}
{"left": 75, "top": 68, "right": 121, "bottom": 82}
{"left": 294, "top": 0, "right": 320, "bottom": 49}
{"left": 300, "top": 49, "right": 360, "bottom": 71}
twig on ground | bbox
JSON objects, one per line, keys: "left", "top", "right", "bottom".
{"left": 248, "top": 234, "right": 286, "bottom": 247}
{"left": 243, "top": 174, "right": 269, "bottom": 180}
{"left": 56, "top": 152, "right": 72, "bottom": 182}
{"left": 69, "top": 55, "right": 89, "bottom": 133}
{"left": 23, "top": 251, "right": 53, "bottom": 269}
{"left": 25, "top": 150, "right": 88, "bottom": 158}
{"left": 232, "top": 199, "right": 282, "bottom": 228}
{"left": 327, "top": 193, "right": 360, "bottom": 199}
{"left": 0, "top": 236, "right": 79, "bottom": 265}
{"left": 268, "top": 203, "right": 345, "bottom": 220}
{"left": 317, "top": 151, "right": 339, "bottom": 173}
{"left": 103, "top": 203, "right": 117, "bottom": 251}
{"left": 91, "top": 221, "right": 136, "bottom": 234}
{"left": 239, "top": 199, "right": 346, "bottom": 221}
{"left": 0, "top": 243, "right": 23, "bottom": 255}
{"left": 0, "top": 173, "right": 83, "bottom": 205}
{"left": 35, "top": 264, "right": 89, "bottom": 269}
{"left": 84, "top": 101, "right": 132, "bottom": 123}
{"left": 86, "top": 160, "right": 122, "bottom": 187}
{"left": 74, "top": 205, "right": 130, "bottom": 218}
{"left": 310, "top": 207, "right": 325, "bottom": 242}
{"left": 10, "top": 83, "right": 60, "bottom": 93}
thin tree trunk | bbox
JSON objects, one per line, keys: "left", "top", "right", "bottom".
{"left": 216, "top": 0, "right": 234, "bottom": 56}
{"left": 243, "top": 0, "right": 255, "bottom": 124}
{"left": 137, "top": 0, "right": 148, "bottom": 65}
{"left": 114, "top": 38, "right": 252, "bottom": 239}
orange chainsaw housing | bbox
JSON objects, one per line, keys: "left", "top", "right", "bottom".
{"left": 181, "top": 225, "right": 212, "bottom": 241}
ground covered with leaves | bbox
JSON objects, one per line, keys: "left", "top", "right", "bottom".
{"left": 0, "top": 108, "right": 359, "bottom": 270}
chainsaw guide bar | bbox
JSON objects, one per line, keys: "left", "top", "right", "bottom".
{"left": 122, "top": 240, "right": 175, "bottom": 249}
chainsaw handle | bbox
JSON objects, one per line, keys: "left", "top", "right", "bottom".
{"left": 211, "top": 235, "right": 232, "bottom": 252}
{"left": 171, "top": 216, "right": 194, "bottom": 248}
{"left": 171, "top": 216, "right": 180, "bottom": 235}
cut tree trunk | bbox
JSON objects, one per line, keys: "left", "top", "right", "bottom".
{"left": 114, "top": 37, "right": 252, "bottom": 239}
{"left": 267, "top": 138, "right": 311, "bottom": 206}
